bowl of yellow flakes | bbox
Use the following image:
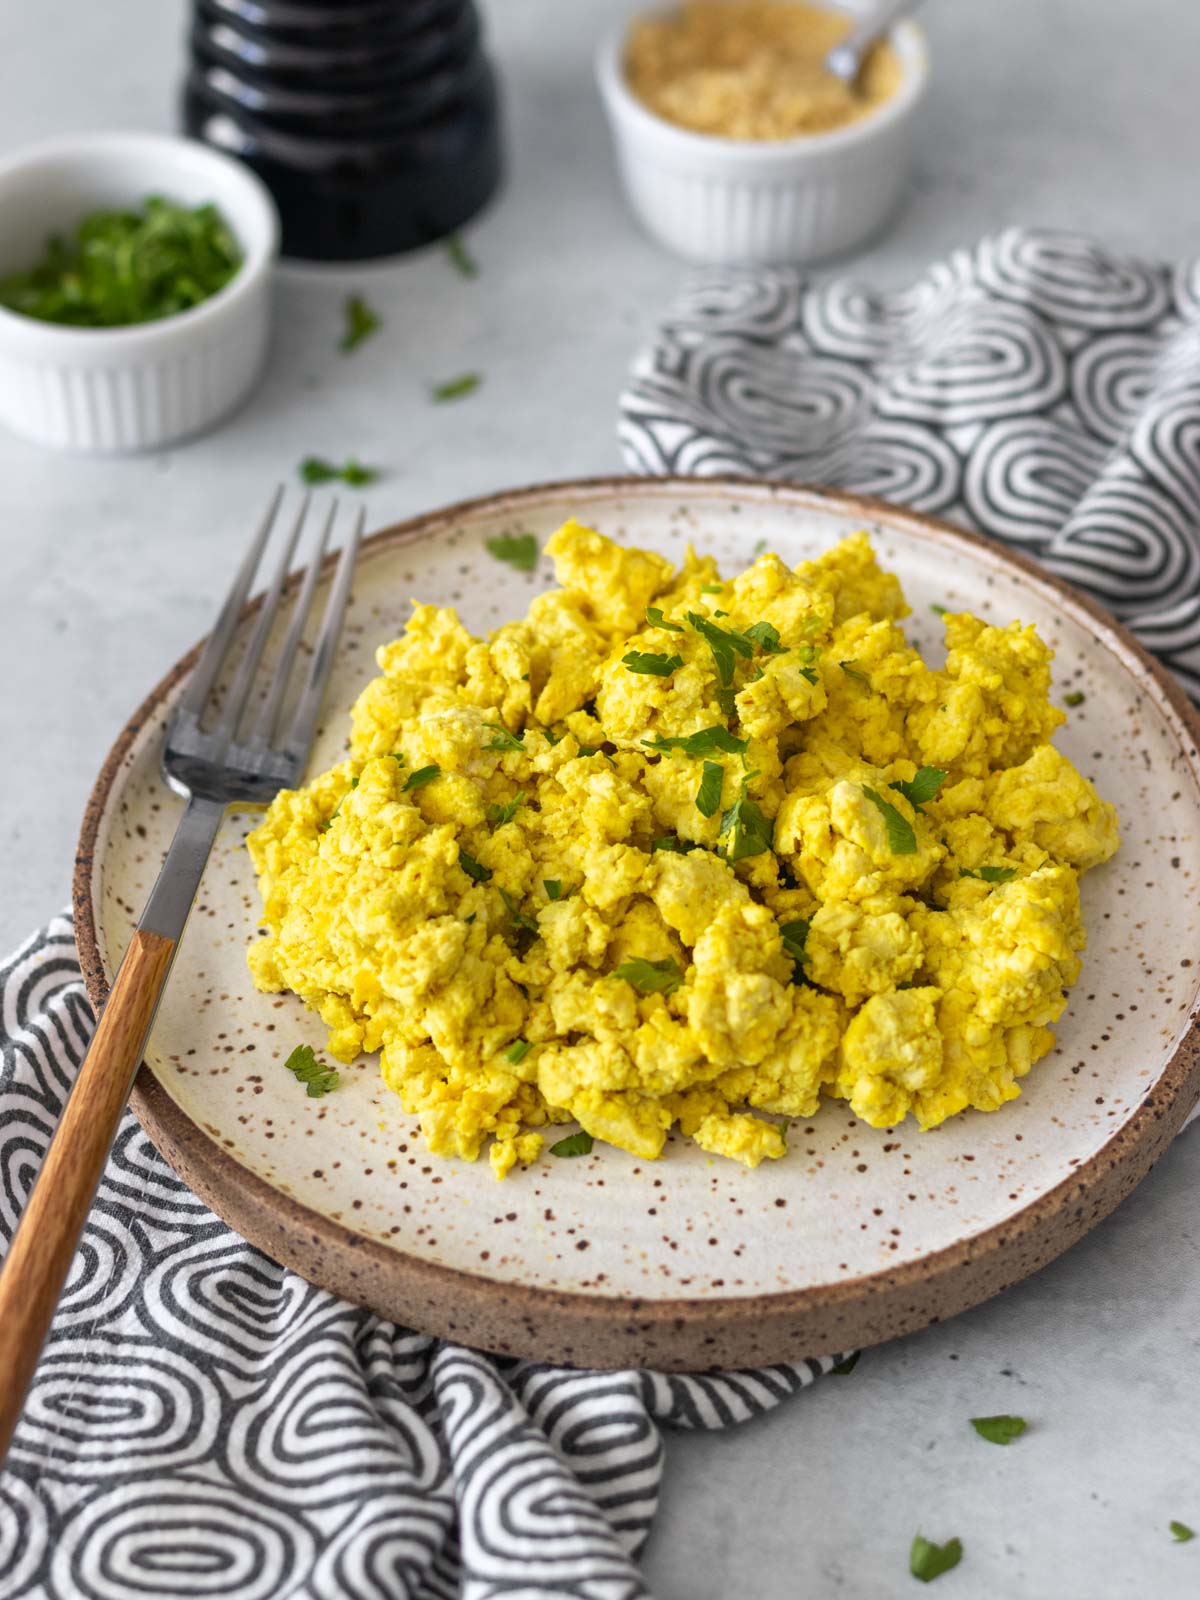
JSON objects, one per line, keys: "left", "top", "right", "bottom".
{"left": 75, "top": 479, "right": 1200, "bottom": 1369}
{"left": 598, "top": 1, "right": 929, "bottom": 263}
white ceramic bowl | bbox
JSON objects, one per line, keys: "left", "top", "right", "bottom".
{"left": 597, "top": 13, "right": 929, "bottom": 265}
{"left": 0, "top": 132, "right": 279, "bottom": 454}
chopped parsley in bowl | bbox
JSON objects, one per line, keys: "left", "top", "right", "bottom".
{"left": 0, "top": 195, "right": 243, "bottom": 328}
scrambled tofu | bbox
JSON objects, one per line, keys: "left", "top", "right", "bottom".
{"left": 246, "top": 522, "right": 1119, "bottom": 1177}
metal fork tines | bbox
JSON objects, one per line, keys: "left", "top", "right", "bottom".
{"left": 0, "top": 487, "right": 364, "bottom": 1464}
{"left": 141, "top": 490, "right": 363, "bottom": 941}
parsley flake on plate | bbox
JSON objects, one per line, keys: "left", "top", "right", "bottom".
{"left": 1170, "top": 1521, "right": 1195, "bottom": 1543}
{"left": 645, "top": 606, "right": 684, "bottom": 633}
{"left": 970, "top": 1414, "right": 1027, "bottom": 1445}
{"left": 718, "top": 779, "right": 774, "bottom": 863}
{"left": 622, "top": 650, "right": 683, "bottom": 677}
{"left": 1064, "top": 690, "right": 1086, "bottom": 707}
{"left": 650, "top": 835, "right": 697, "bottom": 854}
{"left": 615, "top": 956, "right": 684, "bottom": 995}
{"left": 960, "top": 865, "right": 1017, "bottom": 884}
{"left": 487, "top": 792, "right": 525, "bottom": 827}
{"left": 863, "top": 785, "right": 917, "bottom": 855}
{"left": 485, "top": 531, "right": 539, "bottom": 573}
{"left": 910, "top": 1535, "right": 962, "bottom": 1583}
{"left": 550, "top": 1130, "right": 594, "bottom": 1157}
{"left": 695, "top": 760, "right": 724, "bottom": 818}
{"left": 432, "top": 372, "right": 481, "bottom": 403}
{"left": 744, "top": 620, "right": 786, "bottom": 655}
{"left": 499, "top": 886, "right": 538, "bottom": 936}
{"left": 779, "top": 918, "right": 810, "bottom": 967}
{"left": 445, "top": 232, "right": 479, "bottom": 279}
{"left": 685, "top": 611, "right": 754, "bottom": 686}
{"left": 283, "top": 1043, "right": 340, "bottom": 1098}
{"left": 643, "top": 725, "right": 747, "bottom": 757}
{"left": 484, "top": 722, "right": 526, "bottom": 751}
{"left": 299, "top": 456, "right": 378, "bottom": 487}
{"left": 403, "top": 764, "right": 440, "bottom": 792}
{"left": 458, "top": 848, "right": 492, "bottom": 884}
{"left": 340, "top": 293, "right": 380, "bottom": 353}
{"left": 890, "top": 766, "right": 947, "bottom": 813}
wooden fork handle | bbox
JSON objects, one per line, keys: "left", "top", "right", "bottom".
{"left": 0, "top": 928, "right": 175, "bottom": 1461}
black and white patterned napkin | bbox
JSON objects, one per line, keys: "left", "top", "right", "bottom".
{"left": 0, "top": 916, "right": 833, "bottom": 1600}
{"left": 620, "top": 227, "right": 1200, "bottom": 698}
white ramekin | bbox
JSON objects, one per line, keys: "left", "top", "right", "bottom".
{"left": 0, "top": 132, "right": 279, "bottom": 454}
{"left": 597, "top": 16, "right": 929, "bottom": 266}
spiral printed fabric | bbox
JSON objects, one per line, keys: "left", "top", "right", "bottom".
{"left": 620, "top": 226, "right": 1200, "bottom": 699}
{"left": 0, "top": 916, "right": 835, "bottom": 1600}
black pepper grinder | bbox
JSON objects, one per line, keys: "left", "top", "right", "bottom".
{"left": 183, "top": 0, "right": 502, "bottom": 261}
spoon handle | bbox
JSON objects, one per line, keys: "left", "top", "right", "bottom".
{"left": 827, "top": 0, "right": 923, "bottom": 82}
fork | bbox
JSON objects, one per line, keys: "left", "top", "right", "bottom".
{"left": 0, "top": 489, "right": 364, "bottom": 1461}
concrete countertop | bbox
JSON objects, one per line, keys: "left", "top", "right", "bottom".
{"left": 2, "top": 2, "right": 1197, "bottom": 1595}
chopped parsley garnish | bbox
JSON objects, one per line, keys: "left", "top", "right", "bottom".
{"left": 300, "top": 456, "right": 378, "bottom": 487}
{"left": 830, "top": 1350, "right": 860, "bottom": 1375}
{"left": 960, "top": 865, "right": 1017, "bottom": 883}
{"left": 615, "top": 956, "right": 684, "bottom": 995}
{"left": 550, "top": 1129, "right": 594, "bottom": 1157}
{"left": 543, "top": 879, "right": 569, "bottom": 900}
{"left": 651, "top": 835, "right": 697, "bottom": 854}
{"left": 863, "top": 786, "right": 917, "bottom": 854}
{"left": 403, "top": 764, "right": 440, "bottom": 792}
{"left": 283, "top": 1044, "right": 340, "bottom": 1098}
{"left": 622, "top": 650, "right": 683, "bottom": 677}
{"left": 0, "top": 196, "right": 242, "bottom": 327}
{"left": 718, "top": 779, "right": 774, "bottom": 863}
{"left": 890, "top": 766, "right": 947, "bottom": 813}
{"left": 445, "top": 232, "right": 478, "bottom": 279}
{"left": 931, "top": 603, "right": 948, "bottom": 617}
{"left": 715, "top": 687, "right": 737, "bottom": 718}
{"left": 340, "top": 293, "right": 380, "bottom": 352}
{"left": 779, "top": 918, "right": 810, "bottom": 967}
{"left": 910, "top": 1535, "right": 962, "bottom": 1583}
{"left": 499, "top": 886, "right": 538, "bottom": 936}
{"left": 645, "top": 606, "right": 684, "bottom": 633}
{"left": 700, "top": 582, "right": 724, "bottom": 594}
{"left": 575, "top": 743, "right": 600, "bottom": 758}
{"left": 685, "top": 611, "right": 754, "bottom": 686}
{"left": 503, "top": 1038, "right": 531, "bottom": 1064}
{"left": 485, "top": 531, "right": 539, "bottom": 573}
{"left": 695, "top": 760, "right": 724, "bottom": 818}
{"left": 1064, "top": 690, "right": 1085, "bottom": 707}
{"left": 484, "top": 722, "right": 526, "bottom": 751}
{"left": 392, "top": 752, "right": 406, "bottom": 766}
{"left": 486, "top": 792, "right": 525, "bottom": 826}
{"left": 458, "top": 848, "right": 492, "bottom": 884}
{"left": 745, "top": 620, "right": 786, "bottom": 655}
{"left": 839, "top": 660, "right": 870, "bottom": 685}
{"left": 643, "top": 725, "right": 748, "bottom": 757}
{"left": 432, "top": 372, "right": 481, "bottom": 403}
{"left": 1170, "top": 1521, "right": 1195, "bottom": 1543}
{"left": 752, "top": 539, "right": 768, "bottom": 556}
{"left": 970, "top": 1414, "right": 1027, "bottom": 1445}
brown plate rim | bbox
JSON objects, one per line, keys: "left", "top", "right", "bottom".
{"left": 73, "top": 476, "right": 1200, "bottom": 1369}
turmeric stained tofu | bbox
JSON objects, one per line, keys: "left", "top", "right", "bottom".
{"left": 246, "top": 521, "right": 1119, "bottom": 1177}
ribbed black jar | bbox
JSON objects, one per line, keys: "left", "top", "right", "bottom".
{"left": 182, "top": 0, "right": 502, "bottom": 261}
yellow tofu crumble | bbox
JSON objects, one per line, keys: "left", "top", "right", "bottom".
{"left": 246, "top": 521, "right": 1119, "bottom": 1177}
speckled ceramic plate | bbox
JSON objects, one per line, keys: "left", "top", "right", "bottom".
{"left": 75, "top": 479, "right": 1200, "bottom": 1371}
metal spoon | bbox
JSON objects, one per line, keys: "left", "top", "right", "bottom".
{"left": 826, "top": 0, "right": 922, "bottom": 87}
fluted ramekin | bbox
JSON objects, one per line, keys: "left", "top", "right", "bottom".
{"left": 0, "top": 132, "right": 279, "bottom": 454}
{"left": 597, "top": 15, "right": 929, "bottom": 266}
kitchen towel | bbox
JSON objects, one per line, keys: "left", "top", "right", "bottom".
{"left": 620, "top": 226, "right": 1200, "bottom": 699}
{"left": 0, "top": 914, "right": 835, "bottom": 1600}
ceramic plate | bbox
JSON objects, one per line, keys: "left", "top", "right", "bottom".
{"left": 74, "top": 479, "right": 1200, "bottom": 1370}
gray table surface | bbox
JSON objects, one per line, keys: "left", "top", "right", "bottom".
{"left": 2, "top": 1, "right": 1198, "bottom": 1595}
